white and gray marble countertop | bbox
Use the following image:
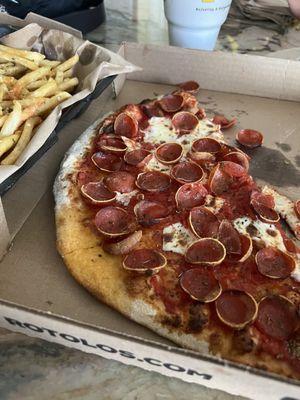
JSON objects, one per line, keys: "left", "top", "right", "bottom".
{"left": 1, "top": 1, "right": 299, "bottom": 399}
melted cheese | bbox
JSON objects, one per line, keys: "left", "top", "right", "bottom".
{"left": 204, "top": 195, "right": 225, "bottom": 214}
{"left": 144, "top": 117, "right": 173, "bottom": 144}
{"left": 144, "top": 117, "right": 224, "bottom": 154}
{"left": 233, "top": 217, "right": 286, "bottom": 251}
{"left": 115, "top": 190, "right": 138, "bottom": 206}
{"left": 163, "top": 222, "right": 196, "bottom": 255}
{"left": 121, "top": 136, "right": 140, "bottom": 151}
{"left": 144, "top": 154, "right": 171, "bottom": 174}
{"left": 234, "top": 216, "right": 300, "bottom": 282}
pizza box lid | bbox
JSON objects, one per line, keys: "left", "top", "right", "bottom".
{"left": 0, "top": 42, "right": 299, "bottom": 400}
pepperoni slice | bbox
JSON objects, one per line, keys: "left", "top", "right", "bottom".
{"left": 123, "top": 104, "right": 145, "bottom": 123}
{"left": 251, "top": 191, "right": 275, "bottom": 209}
{"left": 141, "top": 102, "right": 164, "bottom": 118}
{"left": 123, "top": 104, "right": 144, "bottom": 123}
{"left": 171, "top": 161, "right": 204, "bottom": 184}
{"left": 216, "top": 290, "right": 258, "bottom": 329}
{"left": 134, "top": 200, "right": 169, "bottom": 226}
{"left": 185, "top": 238, "right": 226, "bottom": 265}
{"left": 123, "top": 249, "right": 167, "bottom": 272}
{"left": 229, "top": 234, "right": 253, "bottom": 263}
{"left": 103, "top": 230, "right": 142, "bottom": 255}
{"left": 172, "top": 111, "right": 199, "bottom": 133}
{"left": 218, "top": 220, "right": 241, "bottom": 254}
{"left": 95, "top": 206, "right": 131, "bottom": 236}
{"left": 97, "top": 135, "right": 127, "bottom": 154}
{"left": 212, "top": 115, "right": 237, "bottom": 130}
{"left": 223, "top": 152, "right": 249, "bottom": 172}
{"left": 175, "top": 91, "right": 198, "bottom": 113}
{"left": 159, "top": 94, "right": 184, "bottom": 113}
{"left": 155, "top": 142, "right": 183, "bottom": 164}
{"left": 251, "top": 201, "right": 279, "bottom": 223}
{"left": 136, "top": 171, "right": 171, "bottom": 192}
{"left": 219, "top": 161, "right": 246, "bottom": 178}
{"left": 180, "top": 268, "right": 222, "bottom": 303}
{"left": 189, "top": 206, "right": 219, "bottom": 238}
{"left": 256, "top": 295, "right": 297, "bottom": 340}
{"left": 192, "top": 137, "right": 221, "bottom": 154}
{"left": 255, "top": 247, "right": 295, "bottom": 279}
{"left": 250, "top": 191, "right": 279, "bottom": 222}
{"left": 175, "top": 182, "right": 207, "bottom": 210}
{"left": 124, "top": 149, "right": 150, "bottom": 166}
{"left": 114, "top": 112, "right": 138, "bottom": 138}
{"left": 178, "top": 80, "right": 200, "bottom": 94}
{"left": 104, "top": 171, "right": 136, "bottom": 193}
{"left": 236, "top": 129, "right": 263, "bottom": 148}
{"left": 208, "top": 164, "right": 232, "bottom": 195}
{"left": 80, "top": 181, "right": 116, "bottom": 205}
{"left": 91, "top": 152, "right": 122, "bottom": 172}
{"left": 294, "top": 199, "right": 300, "bottom": 219}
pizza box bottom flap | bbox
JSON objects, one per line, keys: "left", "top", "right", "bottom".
{"left": 0, "top": 50, "right": 300, "bottom": 399}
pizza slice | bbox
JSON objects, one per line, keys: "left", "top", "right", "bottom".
{"left": 54, "top": 82, "right": 300, "bottom": 380}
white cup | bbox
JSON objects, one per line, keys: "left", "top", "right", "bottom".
{"left": 164, "top": 0, "right": 233, "bottom": 51}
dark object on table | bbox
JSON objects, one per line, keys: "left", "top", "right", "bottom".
{"left": 0, "top": 0, "right": 105, "bottom": 33}
{"left": 0, "top": 24, "right": 16, "bottom": 38}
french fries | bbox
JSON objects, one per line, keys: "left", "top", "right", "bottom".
{"left": 56, "top": 54, "right": 79, "bottom": 72}
{"left": 0, "top": 64, "right": 27, "bottom": 76}
{"left": 0, "top": 44, "right": 45, "bottom": 63}
{"left": 1, "top": 97, "right": 47, "bottom": 109}
{"left": 58, "top": 77, "right": 79, "bottom": 93}
{"left": 0, "top": 50, "right": 38, "bottom": 71}
{"left": 63, "top": 69, "right": 73, "bottom": 79}
{"left": 55, "top": 70, "right": 64, "bottom": 84}
{"left": 27, "top": 79, "right": 47, "bottom": 91}
{"left": 0, "top": 83, "right": 7, "bottom": 101}
{"left": 35, "top": 92, "right": 72, "bottom": 116}
{"left": 0, "top": 44, "right": 79, "bottom": 164}
{"left": 0, "top": 101, "right": 22, "bottom": 137}
{"left": 40, "top": 60, "right": 61, "bottom": 68}
{"left": 0, "top": 133, "right": 20, "bottom": 158}
{"left": 1, "top": 117, "right": 41, "bottom": 165}
{"left": 0, "top": 115, "right": 7, "bottom": 128}
{"left": 0, "top": 76, "right": 16, "bottom": 86}
{"left": 9, "top": 66, "right": 51, "bottom": 98}
{"left": 29, "top": 79, "right": 58, "bottom": 98}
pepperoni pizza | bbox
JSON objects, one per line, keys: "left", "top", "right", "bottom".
{"left": 54, "top": 81, "right": 300, "bottom": 380}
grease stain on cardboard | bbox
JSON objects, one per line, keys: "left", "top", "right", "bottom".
{"left": 275, "top": 142, "right": 292, "bottom": 152}
{"left": 246, "top": 147, "right": 300, "bottom": 187}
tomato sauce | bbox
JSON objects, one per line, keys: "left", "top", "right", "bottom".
{"left": 221, "top": 182, "right": 257, "bottom": 220}
{"left": 150, "top": 267, "right": 192, "bottom": 314}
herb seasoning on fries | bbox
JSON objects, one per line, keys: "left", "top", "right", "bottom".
{"left": 0, "top": 44, "right": 79, "bottom": 164}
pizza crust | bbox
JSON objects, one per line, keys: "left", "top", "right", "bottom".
{"left": 54, "top": 115, "right": 108, "bottom": 209}
{"left": 54, "top": 112, "right": 299, "bottom": 381}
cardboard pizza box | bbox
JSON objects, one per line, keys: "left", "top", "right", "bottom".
{"left": 0, "top": 42, "right": 299, "bottom": 400}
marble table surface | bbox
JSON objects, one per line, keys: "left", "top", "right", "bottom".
{"left": 1, "top": 1, "right": 299, "bottom": 399}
